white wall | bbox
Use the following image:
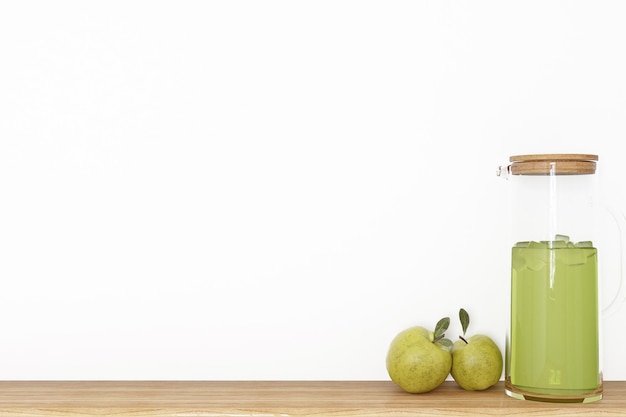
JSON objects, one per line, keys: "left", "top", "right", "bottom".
{"left": 1, "top": 1, "right": 625, "bottom": 380}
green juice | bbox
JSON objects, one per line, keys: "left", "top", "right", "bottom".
{"left": 507, "top": 241, "right": 600, "bottom": 399}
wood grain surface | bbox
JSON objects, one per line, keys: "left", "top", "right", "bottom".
{"left": 0, "top": 380, "right": 624, "bottom": 416}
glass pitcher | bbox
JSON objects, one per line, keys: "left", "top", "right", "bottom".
{"left": 498, "top": 153, "right": 622, "bottom": 403}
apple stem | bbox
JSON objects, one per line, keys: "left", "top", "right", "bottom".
{"left": 432, "top": 334, "right": 444, "bottom": 343}
{"left": 459, "top": 336, "right": 468, "bottom": 344}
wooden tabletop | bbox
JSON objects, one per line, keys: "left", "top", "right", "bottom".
{"left": 0, "top": 380, "right": 624, "bottom": 416}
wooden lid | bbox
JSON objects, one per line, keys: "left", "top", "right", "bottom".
{"left": 509, "top": 153, "right": 598, "bottom": 175}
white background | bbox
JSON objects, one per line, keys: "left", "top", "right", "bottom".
{"left": 1, "top": 1, "right": 625, "bottom": 380}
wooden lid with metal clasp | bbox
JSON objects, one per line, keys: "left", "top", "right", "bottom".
{"left": 508, "top": 154, "right": 598, "bottom": 175}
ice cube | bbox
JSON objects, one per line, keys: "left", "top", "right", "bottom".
{"left": 527, "top": 255, "right": 547, "bottom": 271}
{"left": 564, "top": 248, "right": 588, "bottom": 266}
{"left": 512, "top": 251, "right": 526, "bottom": 271}
{"left": 575, "top": 241, "right": 594, "bottom": 248}
{"left": 530, "top": 241, "right": 549, "bottom": 249}
{"left": 555, "top": 234, "right": 570, "bottom": 242}
{"left": 549, "top": 240, "right": 568, "bottom": 249}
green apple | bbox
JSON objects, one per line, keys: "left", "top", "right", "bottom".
{"left": 451, "top": 335, "right": 502, "bottom": 390}
{"left": 386, "top": 318, "right": 452, "bottom": 393}
{"left": 450, "top": 309, "right": 503, "bottom": 391}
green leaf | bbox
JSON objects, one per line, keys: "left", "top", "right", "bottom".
{"left": 434, "top": 317, "right": 450, "bottom": 340}
{"left": 438, "top": 338, "right": 453, "bottom": 349}
{"left": 460, "top": 308, "right": 470, "bottom": 336}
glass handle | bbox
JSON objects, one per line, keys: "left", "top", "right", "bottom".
{"left": 602, "top": 207, "right": 626, "bottom": 315}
